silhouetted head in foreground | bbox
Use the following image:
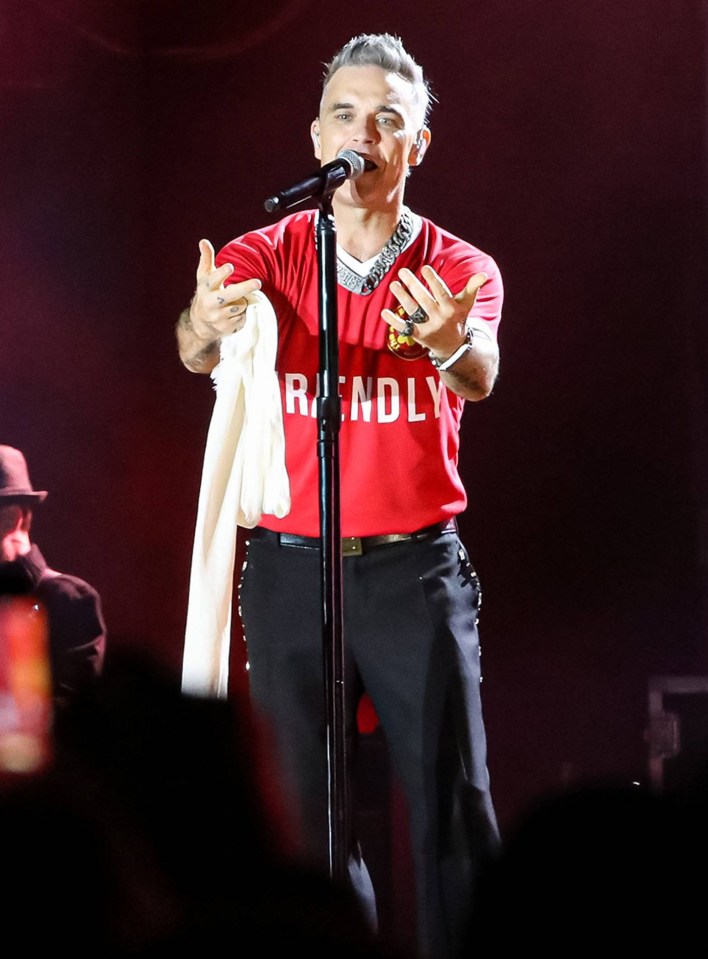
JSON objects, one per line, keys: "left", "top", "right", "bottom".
{"left": 3, "top": 648, "right": 394, "bottom": 957}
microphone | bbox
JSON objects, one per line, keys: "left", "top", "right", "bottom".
{"left": 264, "top": 150, "right": 366, "bottom": 213}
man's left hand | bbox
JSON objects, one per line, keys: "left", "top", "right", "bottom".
{"left": 381, "top": 266, "right": 487, "bottom": 356}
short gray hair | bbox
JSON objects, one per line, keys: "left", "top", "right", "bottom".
{"left": 322, "top": 33, "right": 434, "bottom": 127}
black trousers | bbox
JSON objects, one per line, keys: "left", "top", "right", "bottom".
{"left": 238, "top": 525, "right": 500, "bottom": 959}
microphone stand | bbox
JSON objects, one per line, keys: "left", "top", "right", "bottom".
{"left": 262, "top": 171, "right": 351, "bottom": 886}
{"left": 315, "top": 193, "right": 349, "bottom": 885}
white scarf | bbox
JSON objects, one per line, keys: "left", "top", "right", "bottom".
{"left": 181, "top": 291, "right": 290, "bottom": 698}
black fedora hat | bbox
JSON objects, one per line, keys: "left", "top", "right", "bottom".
{"left": 0, "top": 446, "right": 48, "bottom": 502}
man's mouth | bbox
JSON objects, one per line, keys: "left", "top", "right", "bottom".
{"left": 354, "top": 154, "right": 378, "bottom": 171}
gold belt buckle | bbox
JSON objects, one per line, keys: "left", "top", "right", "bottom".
{"left": 342, "top": 536, "right": 363, "bottom": 557}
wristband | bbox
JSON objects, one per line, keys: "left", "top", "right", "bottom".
{"left": 429, "top": 326, "right": 474, "bottom": 372}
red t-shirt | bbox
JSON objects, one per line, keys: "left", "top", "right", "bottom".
{"left": 217, "top": 210, "right": 502, "bottom": 537}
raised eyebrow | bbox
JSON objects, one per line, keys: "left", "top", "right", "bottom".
{"left": 375, "top": 104, "right": 405, "bottom": 121}
{"left": 328, "top": 100, "right": 355, "bottom": 114}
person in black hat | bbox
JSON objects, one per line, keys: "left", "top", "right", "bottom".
{"left": 0, "top": 444, "right": 106, "bottom": 711}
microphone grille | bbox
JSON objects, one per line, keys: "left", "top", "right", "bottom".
{"left": 337, "top": 149, "right": 366, "bottom": 180}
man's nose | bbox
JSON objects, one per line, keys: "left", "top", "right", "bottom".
{"left": 350, "top": 118, "right": 378, "bottom": 144}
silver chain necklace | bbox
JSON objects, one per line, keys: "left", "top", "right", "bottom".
{"left": 336, "top": 208, "right": 414, "bottom": 295}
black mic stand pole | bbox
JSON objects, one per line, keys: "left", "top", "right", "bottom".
{"left": 315, "top": 192, "right": 349, "bottom": 885}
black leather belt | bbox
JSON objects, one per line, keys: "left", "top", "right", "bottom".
{"left": 247, "top": 518, "right": 458, "bottom": 557}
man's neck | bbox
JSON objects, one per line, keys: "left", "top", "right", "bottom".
{"left": 332, "top": 199, "right": 405, "bottom": 262}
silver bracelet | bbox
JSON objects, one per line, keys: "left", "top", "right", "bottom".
{"left": 429, "top": 326, "right": 474, "bottom": 372}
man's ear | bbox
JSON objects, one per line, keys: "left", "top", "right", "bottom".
{"left": 310, "top": 120, "right": 321, "bottom": 159}
{"left": 408, "top": 127, "right": 431, "bottom": 167}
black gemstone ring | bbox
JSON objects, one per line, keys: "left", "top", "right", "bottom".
{"left": 409, "top": 305, "right": 428, "bottom": 324}
{"left": 401, "top": 319, "right": 415, "bottom": 337}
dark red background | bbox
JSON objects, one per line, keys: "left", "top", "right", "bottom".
{"left": 2, "top": 0, "right": 706, "bottom": 844}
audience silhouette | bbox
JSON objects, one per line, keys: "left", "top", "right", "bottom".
{"left": 6, "top": 638, "right": 708, "bottom": 958}
{"left": 1, "top": 647, "right": 401, "bottom": 957}
{"left": 465, "top": 773, "right": 708, "bottom": 955}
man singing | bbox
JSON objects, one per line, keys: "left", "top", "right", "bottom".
{"left": 177, "top": 33, "right": 503, "bottom": 959}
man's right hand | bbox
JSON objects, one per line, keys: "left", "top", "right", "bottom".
{"left": 188, "top": 239, "right": 262, "bottom": 341}
{"left": 176, "top": 239, "right": 262, "bottom": 373}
